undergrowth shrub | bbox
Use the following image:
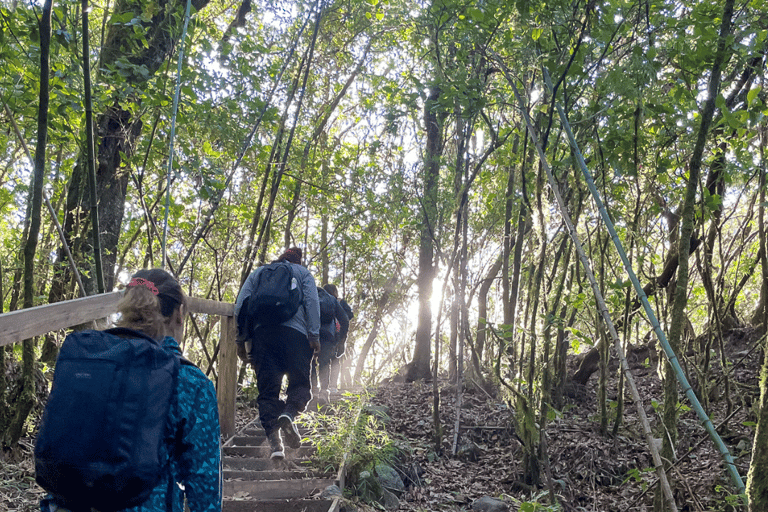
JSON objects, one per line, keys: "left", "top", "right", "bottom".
{"left": 303, "top": 392, "right": 403, "bottom": 499}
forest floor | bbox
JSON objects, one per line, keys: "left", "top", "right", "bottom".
{"left": 1, "top": 325, "right": 762, "bottom": 512}
{"left": 366, "top": 327, "right": 762, "bottom": 512}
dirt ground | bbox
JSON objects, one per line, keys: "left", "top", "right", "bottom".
{"left": 367, "top": 328, "right": 761, "bottom": 511}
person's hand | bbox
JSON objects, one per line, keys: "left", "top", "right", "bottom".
{"left": 335, "top": 341, "right": 345, "bottom": 358}
{"left": 309, "top": 336, "right": 321, "bottom": 355}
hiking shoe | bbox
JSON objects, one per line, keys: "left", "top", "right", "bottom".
{"left": 278, "top": 413, "right": 302, "bottom": 449}
{"left": 268, "top": 430, "right": 284, "bottom": 460}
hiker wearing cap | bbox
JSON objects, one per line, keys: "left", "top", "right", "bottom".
{"left": 235, "top": 247, "right": 321, "bottom": 460}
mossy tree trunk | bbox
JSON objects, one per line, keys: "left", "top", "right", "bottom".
{"left": 746, "top": 122, "right": 768, "bottom": 511}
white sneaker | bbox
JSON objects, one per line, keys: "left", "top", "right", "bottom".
{"left": 268, "top": 430, "right": 284, "bottom": 460}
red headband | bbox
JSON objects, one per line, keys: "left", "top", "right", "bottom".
{"left": 127, "top": 277, "right": 159, "bottom": 295}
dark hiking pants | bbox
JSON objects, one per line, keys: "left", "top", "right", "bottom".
{"left": 312, "top": 340, "right": 336, "bottom": 393}
{"left": 251, "top": 325, "right": 313, "bottom": 436}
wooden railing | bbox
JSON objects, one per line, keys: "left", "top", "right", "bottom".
{"left": 0, "top": 292, "right": 239, "bottom": 437}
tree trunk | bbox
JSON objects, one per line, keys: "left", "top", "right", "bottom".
{"left": 0, "top": 266, "right": 6, "bottom": 443}
{"left": 354, "top": 283, "right": 396, "bottom": 384}
{"left": 507, "top": 143, "right": 532, "bottom": 366}
{"left": 501, "top": 135, "right": 519, "bottom": 346}
{"left": 597, "top": 233, "right": 609, "bottom": 436}
{"left": 746, "top": 116, "right": 768, "bottom": 512}
{"left": 50, "top": 0, "right": 212, "bottom": 300}
{"left": 658, "top": 2, "right": 733, "bottom": 509}
{"left": 476, "top": 256, "right": 503, "bottom": 364}
{"left": 406, "top": 85, "right": 443, "bottom": 382}
{"left": 4, "top": 0, "right": 52, "bottom": 450}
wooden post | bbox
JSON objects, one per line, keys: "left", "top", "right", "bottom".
{"left": 217, "top": 314, "right": 238, "bottom": 438}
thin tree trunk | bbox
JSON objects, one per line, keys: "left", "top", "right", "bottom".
{"left": 0, "top": 265, "right": 7, "bottom": 443}
{"left": 283, "top": 40, "right": 371, "bottom": 251}
{"left": 597, "top": 233, "right": 610, "bottom": 436}
{"left": 5, "top": 0, "right": 52, "bottom": 450}
{"left": 407, "top": 85, "right": 443, "bottom": 382}
{"left": 82, "top": 0, "right": 104, "bottom": 293}
{"left": 256, "top": 8, "right": 323, "bottom": 260}
{"left": 507, "top": 143, "right": 532, "bottom": 368}
{"left": 353, "top": 284, "right": 396, "bottom": 384}
{"left": 747, "top": 125, "right": 768, "bottom": 511}
{"left": 239, "top": 134, "right": 282, "bottom": 284}
{"left": 476, "top": 256, "right": 503, "bottom": 364}
{"left": 660, "top": 2, "right": 734, "bottom": 509}
{"left": 546, "top": 233, "right": 572, "bottom": 408}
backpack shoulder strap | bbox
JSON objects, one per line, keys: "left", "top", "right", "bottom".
{"left": 179, "top": 357, "right": 197, "bottom": 368}
{"left": 104, "top": 327, "right": 159, "bottom": 344}
{"left": 106, "top": 327, "right": 195, "bottom": 368}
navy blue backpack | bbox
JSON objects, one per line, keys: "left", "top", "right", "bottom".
{"left": 35, "top": 327, "right": 186, "bottom": 512}
{"left": 317, "top": 286, "right": 337, "bottom": 325}
{"left": 247, "top": 261, "right": 302, "bottom": 326}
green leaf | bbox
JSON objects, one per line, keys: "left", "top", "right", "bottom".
{"left": 715, "top": 94, "right": 727, "bottom": 111}
{"left": 467, "top": 7, "right": 484, "bottom": 22}
{"left": 532, "top": 28, "right": 543, "bottom": 41}
{"left": 202, "top": 141, "right": 221, "bottom": 157}
{"left": 747, "top": 86, "right": 762, "bottom": 107}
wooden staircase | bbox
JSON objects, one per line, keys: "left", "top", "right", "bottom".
{"left": 222, "top": 409, "right": 342, "bottom": 512}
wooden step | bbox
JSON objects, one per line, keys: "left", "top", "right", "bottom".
{"left": 223, "top": 499, "right": 337, "bottom": 512}
{"left": 224, "top": 446, "right": 315, "bottom": 457}
{"left": 229, "top": 436, "right": 313, "bottom": 447}
{"left": 222, "top": 394, "right": 351, "bottom": 512}
{"left": 224, "top": 469, "right": 313, "bottom": 480}
{"left": 224, "top": 477, "right": 337, "bottom": 499}
{"left": 224, "top": 456, "right": 313, "bottom": 472}
{"left": 240, "top": 427, "right": 312, "bottom": 437}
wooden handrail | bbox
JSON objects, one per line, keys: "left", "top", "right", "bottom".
{"left": 0, "top": 293, "right": 236, "bottom": 347}
{"left": 0, "top": 292, "right": 123, "bottom": 347}
{"left": 0, "top": 292, "right": 239, "bottom": 437}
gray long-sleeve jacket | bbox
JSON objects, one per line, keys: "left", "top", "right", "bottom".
{"left": 235, "top": 262, "right": 320, "bottom": 341}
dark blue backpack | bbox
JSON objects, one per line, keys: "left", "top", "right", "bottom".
{"left": 317, "top": 286, "right": 337, "bottom": 325}
{"left": 247, "top": 261, "right": 302, "bottom": 326}
{"left": 35, "top": 327, "right": 187, "bottom": 512}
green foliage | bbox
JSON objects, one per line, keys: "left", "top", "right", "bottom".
{"left": 239, "top": 380, "right": 258, "bottom": 404}
{"left": 623, "top": 467, "right": 654, "bottom": 491}
{"left": 303, "top": 393, "right": 403, "bottom": 495}
{"left": 714, "top": 486, "right": 747, "bottom": 510}
{"left": 0, "top": 1, "right": 767, "bottom": 494}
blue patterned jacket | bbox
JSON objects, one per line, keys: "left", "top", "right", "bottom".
{"left": 41, "top": 336, "right": 222, "bottom": 512}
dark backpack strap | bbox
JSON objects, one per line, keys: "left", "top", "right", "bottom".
{"left": 107, "top": 327, "right": 196, "bottom": 368}
{"left": 104, "top": 327, "right": 159, "bottom": 344}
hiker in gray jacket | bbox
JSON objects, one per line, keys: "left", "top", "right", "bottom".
{"left": 235, "top": 247, "right": 320, "bottom": 460}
